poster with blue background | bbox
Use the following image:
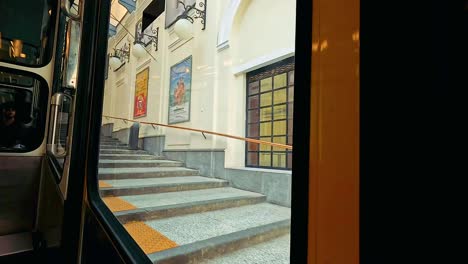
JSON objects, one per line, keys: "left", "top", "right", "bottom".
{"left": 168, "top": 56, "right": 192, "bottom": 124}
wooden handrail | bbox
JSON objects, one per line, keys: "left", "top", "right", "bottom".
{"left": 102, "top": 115, "right": 293, "bottom": 150}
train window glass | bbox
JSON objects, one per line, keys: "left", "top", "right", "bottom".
{"left": 0, "top": 70, "right": 48, "bottom": 152}
{"left": 0, "top": 0, "right": 58, "bottom": 66}
{"left": 97, "top": 0, "right": 296, "bottom": 262}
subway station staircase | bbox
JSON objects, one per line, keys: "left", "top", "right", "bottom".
{"left": 98, "top": 135, "right": 291, "bottom": 264}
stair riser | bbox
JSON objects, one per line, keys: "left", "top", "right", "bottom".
{"left": 149, "top": 221, "right": 290, "bottom": 264}
{"left": 99, "top": 170, "right": 198, "bottom": 180}
{"left": 99, "top": 140, "right": 121, "bottom": 143}
{"left": 99, "top": 146, "right": 131, "bottom": 150}
{"left": 98, "top": 162, "right": 183, "bottom": 168}
{"left": 100, "top": 182, "right": 228, "bottom": 197}
{"left": 100, "top": 142, "right": 127, "bottom": 145}
{"left": 99, "top": 155, "right": 162, "bottom": 160}
{"left": 99, "top": 150, "right": 148, "bottom": 154}
{"left": 115, "top": 196, "right": 266, "bottom": 223}
{"left": 100, "top": 144, "right": 129, "bottom": 148}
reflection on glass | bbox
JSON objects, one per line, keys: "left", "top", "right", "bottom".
{"left": 260, "top": 77, "right": 272, "bottom": 92}
{"left": 248, "top": 109, "right": 259, "bottom": 123}
{"left": 0, "top": 0, "right": 57, "bottom": 66}
{"left": 259, "top": 152, "right": 272, "bottom": 166}
{"left": 274, "top": 89, "right": 287, "bottom": 104}
{"left": 274, "top": 105, "right": 287, "bottom": 120}
{"left": 273, "top": 136, "right": 287, "bottom": 151}
{"left": 274, "top": 73, "right": 287, "bottom": 89}
{"left": 272, "top": 152, "right": 287, "bottom": 167}
{"left": 249, "top": 81, "right": 259, "bottom": 95}
{"left": 260, "top": 107, "right": 272, "bottom": 122}
{"left": 0, "top": 71, "right": 47, "bottom": 152}
{"left": 260, "top": 122, "right": 272, "bottom": 136}
{"left": 260, "top": 92, "right": 272, "bottom": 107}
{"left": 260, "top": 137, "right": 272, "bottom": 151}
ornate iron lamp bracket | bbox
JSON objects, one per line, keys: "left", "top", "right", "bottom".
{"left": 111, "top": 42, "right": 130, "bottom": 63}
{"left": 177, "top": 0, "right": 207, "bottom": 30}
{"left": 135, "top": 27, "right": 159, "bottom": 51}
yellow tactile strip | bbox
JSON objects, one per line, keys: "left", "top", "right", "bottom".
{"left": 102, "top": 196, "right": 137, "bottom": 212}
{"left": 99, "top": 180, "right": 113, "bottom": 188}
{"left": 124, "top": 221, "right": 178, "bottom": 254}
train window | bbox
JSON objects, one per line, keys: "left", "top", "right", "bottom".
{"left": 0, "top": 69, "right": 48, "bottom": 152}
{"left": 96, "top": 0, "right": 296, "bottom": 262}
{"left": 0, "top": 0, "right": 58, "bottom": 66}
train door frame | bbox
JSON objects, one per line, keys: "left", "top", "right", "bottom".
{"left": 60, "top": 0, "right": 314, "bottom": 263}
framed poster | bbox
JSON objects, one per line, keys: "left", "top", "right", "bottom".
{"left": 165, "top": 0, "right": 196, "bottom": 28}
{"left": 134, "top": 67, "right": 149, "bottom": 118}
{"left": 168, "top": 56, "right": 192, "bottom": 124}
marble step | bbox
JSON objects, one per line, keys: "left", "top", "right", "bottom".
{"left": 100, "top": 142, "right": 128, "bottom": 146}
{"left": 99, "top": 176, "right": 228, "bottom": 196}
{"left": 199, "top": 234, "right": 290, "bottom": 264}
{"left": 99, "top": 167, "right": 199, "bottom": 180}
{"left": 99, "top": 149, "right": 149, "bottom": 154}
{"left": 98, "top": 159, "right": 182, "bottom": 168}
{"left": 113, "top": 187, "right": 267, "bottom": 223}
{"left": 145, "top": 203, "right": 291, "bottom": 263}
{"left": 99, "top": 153, "right": 164, "bottom": 160}
{"left": 99, "top": 138, "right": 121, "bottom": 143}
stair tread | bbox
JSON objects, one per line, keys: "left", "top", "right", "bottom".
{"left": 99, "top": 153, "right": 157, "bottom": 156}
{"left": 101, "top": 176, "right": 226, "bottom": 188}
{"left": 117, "top": 187, "right": 264, "bottom": 209}
{"left": 199, "top": 234, "right": 290, "bottom": 264}
{"left": 98, "top": 138, "right": 289, "bottom": 262}
{"left": 145, "top": 203, "right": 290, "bottom": 246}
{"left": 99, "top": 152, "right": 150, "bottom": 156}
{"left": 99, "top": 159, "right": 179, "bottom": 164}
{"left": 99, "top": 167, "right": 197, "bottom": 174}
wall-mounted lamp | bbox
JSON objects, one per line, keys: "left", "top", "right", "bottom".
{"left": 133, "top": 27, "right": 159, "bottom": 58}
{"left": 173, "top": 0, "right": 207, "bottom": 40}
{"left": 109, "top": 43, "right": 130, "bottom": 70}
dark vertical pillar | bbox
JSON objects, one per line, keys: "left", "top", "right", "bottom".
{"left": 128, "top": 122, "right": 140, "bottom": 150}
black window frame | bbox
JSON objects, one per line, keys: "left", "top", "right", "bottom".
{"left": 245, "top": 56, "right": 295, "bottom": 170}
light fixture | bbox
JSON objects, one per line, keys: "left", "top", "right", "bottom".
{"left": 109, "top": 43, "right": 130, "bottom": 70}
{"left": 132, "top": 43, "right": 147, "bottom": 59}
{"left": 133, "top": 27, "right": 159, "bottom": 58}
{"left": 109, "top": 56, "right": 122, "bottom": 69}
{"left": 173, "top": 0, "right": 207, "bottom": 40}
{"left": 174, "top": 18, "right": 193, "bottom": 40}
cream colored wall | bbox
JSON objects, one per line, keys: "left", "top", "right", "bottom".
{"left": 215, "top": 0, "right": 296, "bottom": 167}
{"left": 102, "top": 0, "right": 296, "bottom": 168}
{"left": 231, "top": 0, "right": 296, "bottom": 65}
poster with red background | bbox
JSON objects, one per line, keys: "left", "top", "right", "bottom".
{"left": 134, "top": 67, "right": 149, "bottom": 118}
